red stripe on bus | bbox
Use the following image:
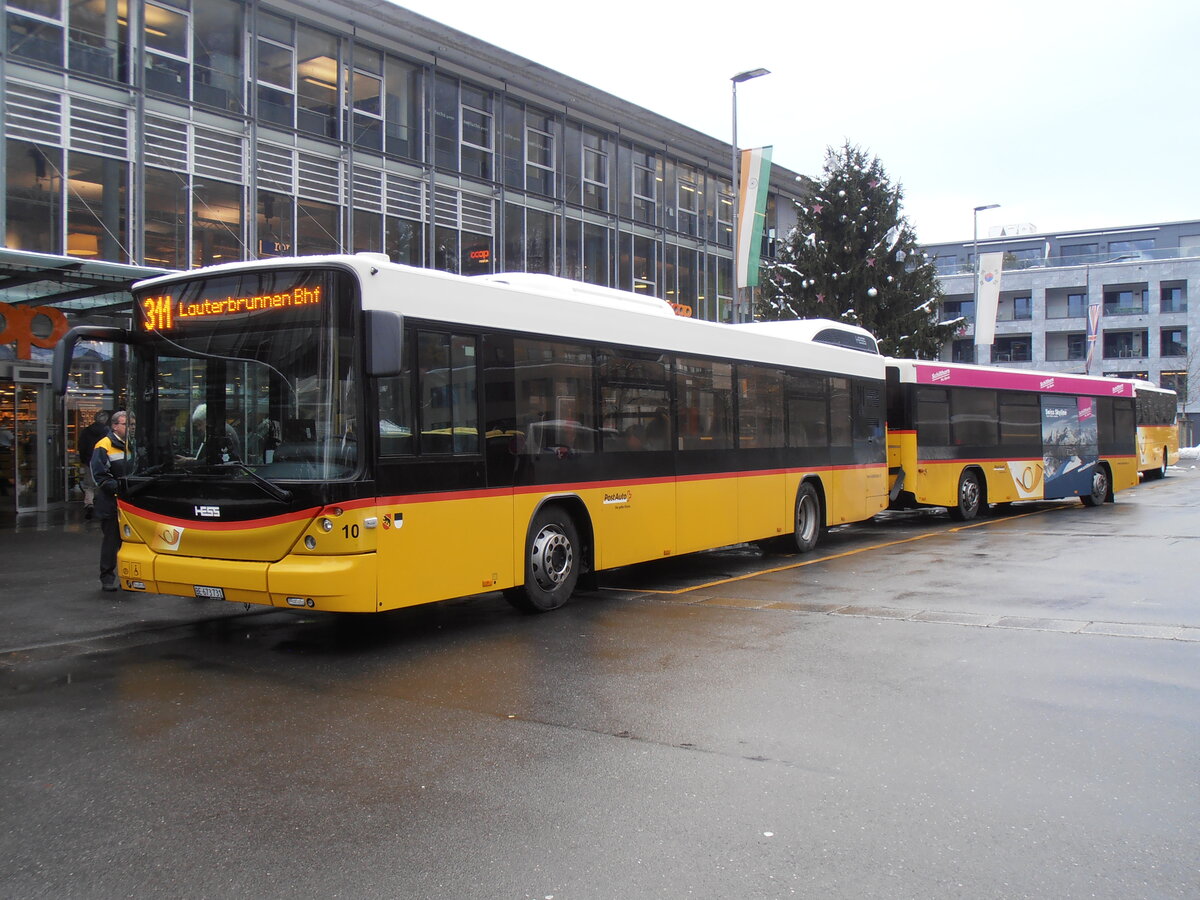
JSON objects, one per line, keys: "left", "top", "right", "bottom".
{"left": 119, "top": 500, "right": 321, "bottom": 530}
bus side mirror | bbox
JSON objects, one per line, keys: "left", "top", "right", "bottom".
{"left": 364, "top": 310, "right": 403, "bottom": 377}
{"left": 52, "top": 325, "right": 142, "bottom": 395}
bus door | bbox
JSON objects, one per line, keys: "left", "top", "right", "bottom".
{"left": 1041, "top": 395, "right": 1098, "bottom": 499}
{"left": 855, "top": 380, "right": 888, "bottom": 510}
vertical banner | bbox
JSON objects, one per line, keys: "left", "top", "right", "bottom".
{"left": 973, "top": 251, "right": 1004, "bottom": 346}
{"left": 736, "top": 145, "right": 773, "bottom": 288}
{"left": 1085, "top": 299, "right": 1102, "bottom": 374}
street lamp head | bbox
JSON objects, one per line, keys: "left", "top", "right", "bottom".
{"left": 732, "top": 68, "right": 770, "bottom": 83}
{"left": 974, "top": 203, "right": 1000, "bottom": 212}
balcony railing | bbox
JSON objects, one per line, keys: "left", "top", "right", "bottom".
{"left": 933, "top": 246, "right": 1199, "bottom": 276}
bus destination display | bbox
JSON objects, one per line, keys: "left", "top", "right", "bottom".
{"left": 139, "top": 283, "right": 323, "bottom": 332}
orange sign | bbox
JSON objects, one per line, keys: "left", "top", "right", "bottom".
{"left": 0, "top": 301, "right": 69, "bottom": 359}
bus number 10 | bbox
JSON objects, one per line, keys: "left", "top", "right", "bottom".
{"left": 342, "top": 524, "right": 360, "bottom": 539}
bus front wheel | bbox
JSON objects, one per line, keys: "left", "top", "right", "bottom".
{"left": 1081, "top": 466, "right": 1110, "bottom": 507}
{"left": 505, "top": 507, "right": 580, "bottom": 613}
{"left": 948, "top": 470, "right": 982, "bottom": 521}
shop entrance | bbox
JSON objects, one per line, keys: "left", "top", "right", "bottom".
{"left": 1, "top": 375, "right": 65, "bottom": 512}
{"left": 1, "top": 338, "right": 123, "bottom": 513}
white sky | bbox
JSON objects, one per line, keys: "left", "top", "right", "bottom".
{"left": 394, "top": 0, "right": 1199, "bottom": 244}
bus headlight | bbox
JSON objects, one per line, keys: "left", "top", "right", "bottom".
{"left": 320, "top": 518, "right": 333, "bottom": 532}
{"left": 305, "top": 536, "right": 317, "bottom": 550}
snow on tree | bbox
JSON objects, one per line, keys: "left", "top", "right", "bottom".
{"left": 758, "top": 141, "right": 954, "bottom": 359}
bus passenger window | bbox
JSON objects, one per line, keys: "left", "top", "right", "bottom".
{"left": 950, "top": 388, "right": 998, "bottom": 447}
{"left": 916, "top": 388, "right": 950, "bottom": 447}
{"left": 514, "top": 338, "right": 596, "bottom": 454}
{"left": 378, "top": 368, "right": 414, "bottom": 456}
{"left": 999, "top": 393, "right": 1039, "bottom": 447}
{"left": 1109, "top": 398, "right": 1136, "bottom": 453}
{"left": 599, "top": 347, "right": 670, "bottom": 452}
{"left": 738, "top": 365, "right": 786, "bottom": 449}
{"left": 787, "top": 372, "right": 828, "bottom": 449}
{"left": 829, "top": 378, "right": 852, "bottom": 447}
{"left": 416, "top": 331, "right": 478, "bottom": 455}
{"left": 675, "top": 357, "right": 732, "bottom": 450}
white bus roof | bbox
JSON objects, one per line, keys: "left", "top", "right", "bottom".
{"left": 136, "top": 255, "right": 885, "bottom": 380}
{"left": 1124, "top": 379, "right": 1175, "bottom": 397}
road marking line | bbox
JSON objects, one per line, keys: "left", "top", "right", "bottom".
{"left": 618, "top": 505, "right": 1069, "bottom": 596}
{"left": 626, "top": 596, "right": 1200, "bottom": 643}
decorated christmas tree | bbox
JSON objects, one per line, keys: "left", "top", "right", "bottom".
{"left": 758, "top": 142, "right": 954, "bottom": 359}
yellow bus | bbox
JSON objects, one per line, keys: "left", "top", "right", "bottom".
{"left": 55, "top": 255, "right": 889, "bottom": 613}
{"left": 885, "top": 359, "right": 1139, "bottom": 520}
{"left": 1130, "top": 381, "right": 1179, "bottom": 479}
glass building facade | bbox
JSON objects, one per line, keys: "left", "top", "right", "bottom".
{"left": 3, "top": 0, "right": 801, "bottom": 320}
{"left": 1, "top": 0, "right": 803, "bottom": 511}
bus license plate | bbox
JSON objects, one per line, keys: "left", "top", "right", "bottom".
{"left": 193, "top": 585, "right": 225, "bottom": 600}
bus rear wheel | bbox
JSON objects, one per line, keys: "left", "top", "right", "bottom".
{"left": 1081, "top": 466, "right": 1110, "bottom": 507}
{"left": 504, "top": 506, "right": 580, "bottom": 613}
{"left": 947, "top": 470, "right": 982, "bottom": 521}
{"left": 791, "top": 482, "right": 823, "bottom": 553}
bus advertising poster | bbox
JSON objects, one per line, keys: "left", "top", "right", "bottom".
{"left": 1042, "top": 397, "right": 1099, "bottom": 499}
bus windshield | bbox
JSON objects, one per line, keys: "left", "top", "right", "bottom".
{"left": 131, "top": 268, "right": 358, "bottom": 482}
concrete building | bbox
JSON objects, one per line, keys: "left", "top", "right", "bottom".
{"left": 1, "top": 0, "right": 802, "bottom": 511}
{"left": 924, "top": 220, "right": 1199, "bottom": 444}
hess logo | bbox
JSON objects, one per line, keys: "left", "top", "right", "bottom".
{"left": 194, "top": 505, "right": 221, "bottom": 518}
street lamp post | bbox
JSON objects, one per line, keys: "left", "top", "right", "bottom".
{"left": 972, "top": 203, "right": 1000, "bottom": 306}
{"left": 731, "top": 67, "right": 769, "bottom": 323}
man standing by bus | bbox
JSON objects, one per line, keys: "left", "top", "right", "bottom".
{"left": 90, "top": 410, "right": 134, "bottom": 592}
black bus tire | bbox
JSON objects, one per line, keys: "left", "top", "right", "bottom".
{"left": 1081, "top": 465, "right": 1110, "bottom": 507}
{"left": 947, "top": 470, "right": 982, "bottom": 521}
{"left": 791, "top": 482, "right": 823, "bottom": 554}
{"left": 504, "top": 506, "right": 580, "bottom": 613}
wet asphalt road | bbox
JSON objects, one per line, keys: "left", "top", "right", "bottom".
{"left": 2, "top": 468, "right": 1199, "bottom": 899}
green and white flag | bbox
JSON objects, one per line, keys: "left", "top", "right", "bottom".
{"left": 736, "top": 145, "right": 773, "bottom": 288}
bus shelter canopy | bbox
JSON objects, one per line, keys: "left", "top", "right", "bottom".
{"left": 0, "top": 248, "right": 169, "bottom": 317}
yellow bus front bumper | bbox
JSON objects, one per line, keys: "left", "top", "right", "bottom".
{"left": 118, "top": 544, "right": 380, "bottom": 613}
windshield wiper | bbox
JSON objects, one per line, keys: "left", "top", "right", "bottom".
{"left": 122, "top": 462, "right": 293, "bottom": 503}
{"left": 122, "top": 468, "right": 189, "bottom": 499}
{"left": 214, "top": 461, "right": 294, "bottom": 503}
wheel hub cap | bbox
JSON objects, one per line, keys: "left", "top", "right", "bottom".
{"left": 531, "top": 525, "right": 572, "bottom": 591}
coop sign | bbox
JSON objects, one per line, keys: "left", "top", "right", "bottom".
{"left": 0, "top": 301, "right": 69, "bottom": 360}
{"left": 140, "top": 284, "right": 323, "bottom": 332}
